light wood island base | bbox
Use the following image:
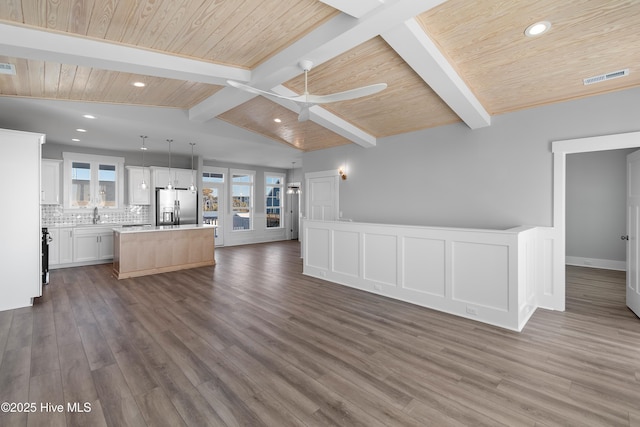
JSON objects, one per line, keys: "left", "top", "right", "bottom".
{"left": 113, "top": 226, "right": 215, "bottom": 279}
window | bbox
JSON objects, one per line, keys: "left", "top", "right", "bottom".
{"left": 98, "top": 164, "right": 117, "bottom": 207}
{"left": 63, "top": 153, "right": 124, "bottom": 210}
{"left": 71, "top": 162, "right": 91, "bottom": 207}
{"left": 265, "top": 173, "right": 284, "bottom": 228}
{"left": 231, "top": 170, "right": 254, "bottom": 231}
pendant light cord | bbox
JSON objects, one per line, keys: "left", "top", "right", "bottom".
{"left": 189, "top": 142, "right": 197, "bottom": 192}
{"left": 166, "top": 139, "right": 173, "bottom": 189}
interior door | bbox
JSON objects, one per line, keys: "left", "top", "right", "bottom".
{"left": 288, "top": 191, "right": 300, "bottom": 240}
{"left": 626, "top": 150, "right": 640, "bottom": 317}
{"left": 307, "top": 173, "right": 339, "bottom": 221}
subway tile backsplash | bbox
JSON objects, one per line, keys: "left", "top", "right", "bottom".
{"left": 42, "top": 205, "right": 150, "bottom": 227}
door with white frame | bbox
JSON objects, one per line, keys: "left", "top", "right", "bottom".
{"left": 552, "top": 131, "right": 640, "bottom": 315}
{"left": 302, "top": 170, "right": 339, "bottom": 259}
{"left": 626, "top": 150, "right": 640, "bottom": 317}
{"left": 305, "top": 170, "right": 339, "bottom": 221}
{"left": 202, "top": 167, "right": 225, "bottom": 246}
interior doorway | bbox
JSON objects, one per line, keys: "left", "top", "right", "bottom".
{"left": 287, "top": 188, "right": 300, "bottom": 240}
{"left": 565, "top": 149, "right": 631, "bottom": 271}
{"left": 552, "top": 131, "right": 640, "bottom": 311}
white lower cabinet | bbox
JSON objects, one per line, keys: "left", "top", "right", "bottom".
{"left": 100, "top": 231, "right": 114, "bottom": 260}
{"left": 73, "top": 227, "right": 114, "bottom": 263}
{"left": 54, "top": 227, "right": 73, "bottom": 264}
{"left": 49, "top": 227, "right": 73, "bottom": 268}
{"left": 48, "top": 228, "right": 60, "bottom": 265}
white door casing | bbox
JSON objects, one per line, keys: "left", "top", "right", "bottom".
{"left": 302, "top": 170, "right": 339, "bottom": 259}
{"left": 552, "top": 130, "right": 640, "bottom": 313}
{"left": 305, "top": 170, "right": 339, "bottom": 221}
{"left": 627, "top": 150, "right": 640, "bottom": 317}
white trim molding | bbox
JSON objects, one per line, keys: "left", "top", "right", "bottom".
{"left": 551, "top": 130, "right": 640, "bottom": 311}
{"left": 302, "top": 220, "right": 545, "bottom": 331}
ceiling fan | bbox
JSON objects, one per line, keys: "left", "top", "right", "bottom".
{"left": 227, "top": 59, "right": 387, "bottom": 122}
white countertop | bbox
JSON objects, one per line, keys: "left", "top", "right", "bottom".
{"left": 113, "top": 224, "right": 216, "bottom": 234}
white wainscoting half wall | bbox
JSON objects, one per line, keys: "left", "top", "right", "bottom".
{"left": 302, "top": 220, "right": 543, "bottom": 331}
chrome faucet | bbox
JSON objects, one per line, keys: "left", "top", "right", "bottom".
{"left": 92, "top": 206, "right": 100, "bottom": 224}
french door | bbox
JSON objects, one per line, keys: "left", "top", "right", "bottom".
{"left": 202, "top": 168, "right": 225, "bottom": 246}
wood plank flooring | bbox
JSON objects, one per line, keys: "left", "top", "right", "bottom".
{"left": 1, "top": 240, "right": 639, "bottom": 426}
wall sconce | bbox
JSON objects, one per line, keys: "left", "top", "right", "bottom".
{"left": 339, "top": 167, "right": 347, "bottom": 180}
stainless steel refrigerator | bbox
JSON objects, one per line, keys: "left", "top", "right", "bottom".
{"left": 156, "top": 188, "right": 198, "bottom": 226}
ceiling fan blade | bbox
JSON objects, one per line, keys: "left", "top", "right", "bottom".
{"left": 306, "top": 83, "right": 387, "bottom": 104}
{"left": 227, "top": 80, "right": 298, "bottom": 101}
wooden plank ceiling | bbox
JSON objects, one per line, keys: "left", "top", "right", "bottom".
{"left": 0, "top": 0, "right": 639, "bottom": 152}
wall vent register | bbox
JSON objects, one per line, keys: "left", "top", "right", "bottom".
{"left": 583, "top": 69, "right": 629, "bottom": 85}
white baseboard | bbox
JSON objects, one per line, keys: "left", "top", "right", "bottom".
{"left": 565, "top": 256, "right": 626, "bottom": 271}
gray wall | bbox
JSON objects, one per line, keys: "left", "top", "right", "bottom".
{"left": 42, "top": 142, "right": 193, "bottom": 169}
{"left": 566, "top": 149, "right": 634, "bottom": 262}
{"left": 303, "top": 86, "right": 640, "bottom": 230}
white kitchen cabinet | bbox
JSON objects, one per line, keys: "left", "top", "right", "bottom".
{"left": 0, "top": 128, "right": 44, "bottom": 312}
{"left": 127, "top": 166, "right": 151, "bottom": 205}
{"left": 73, "top": 227, "right": 114, "bottom": 262}
{"left": 100, "top": 231, "right": 114, "bottom": 260}
{"left": 48, "top": 228, "right": 60, "bottom": 265}
{"left": 41, "top": 159, "right": 61, "bottom": 205}
{"left": 49, "top": 227, "right": 74, "bottom": 267}
{"left": 58, "top": 227, "right": 74, "bottom": 265}
{"left": 151, "top": 167, "right": 195, "bottom": 189}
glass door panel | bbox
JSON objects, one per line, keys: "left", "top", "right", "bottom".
{"left": 202, "top": 171, "right": 224, "bottom": 246}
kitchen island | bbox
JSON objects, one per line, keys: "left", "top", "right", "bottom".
{"left": 113, "top": 224, "right": 215, "bottom": 279}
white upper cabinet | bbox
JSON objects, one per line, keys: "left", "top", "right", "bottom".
{"left": 62, "top": 153, "right": 125, "bottom": 210}
{"left": 126, "top": 166, "right": 151, "bottom": 205}
{"left": 150, "top": 167, "right": 195, "bottom": 190}
{"left": 41, "top": 159, "right": 61, "bottom": 205}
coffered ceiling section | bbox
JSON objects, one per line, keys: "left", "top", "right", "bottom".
{"left": 417, "top": 0, "right": 640, "bottom": 115}
{"left": 1, "top": 0, "right": 639, "bottom": 152}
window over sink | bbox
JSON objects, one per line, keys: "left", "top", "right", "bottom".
{"left": 63, "top": 152, "right": 124, "bottom": 210}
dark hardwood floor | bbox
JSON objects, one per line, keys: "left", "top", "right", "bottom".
{"left": 1, "top": 240, "right": 639, "bottom": 426}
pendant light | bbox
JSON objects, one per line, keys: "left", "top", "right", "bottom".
{"left": 166, "top": 139, "right": 174, "bottom": 190}
{"left": 139, "top": 135, "right": 148, "bottom": 190}
{"left": 188, "top": 142, "right": 197, "bottom": 192}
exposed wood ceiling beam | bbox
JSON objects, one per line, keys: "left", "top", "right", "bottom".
{"left": 189, "top": 0, "right": 449, "bottom": 147}
{"left": 0, "top": 23, "right": 249, "bottom": 85}
{"left": 382, "top": 19, "right": 491, "bottom": 129}
{"left": 0, "top": 0, "right": 489, "bottom": 149}
{"left": 319, "top": 0, "right": 385, "bottom": 18}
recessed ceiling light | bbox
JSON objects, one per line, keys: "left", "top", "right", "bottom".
{"left": 133, "top": 82, "right": 146, "bottom": 87}
{"left": 274, "top": 118, "right": 282, "bottom": 123}
{"left": 525, "top": 21, "right": 551, "bottom": 37}
{"left": 72, "top": 138, "right": 80, "bottom": 142}
{"left": 83, "top": 114, "right": 96, "bottom": 119}
{"left": 76, "top": 128, "right": 87, "bottom": 132}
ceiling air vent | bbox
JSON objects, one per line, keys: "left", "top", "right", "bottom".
{"left": 583, "top": 69, "right": 629, "bottom": 85}
{"left": 0, "top": 63, "right": 16, "bottom": 75}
